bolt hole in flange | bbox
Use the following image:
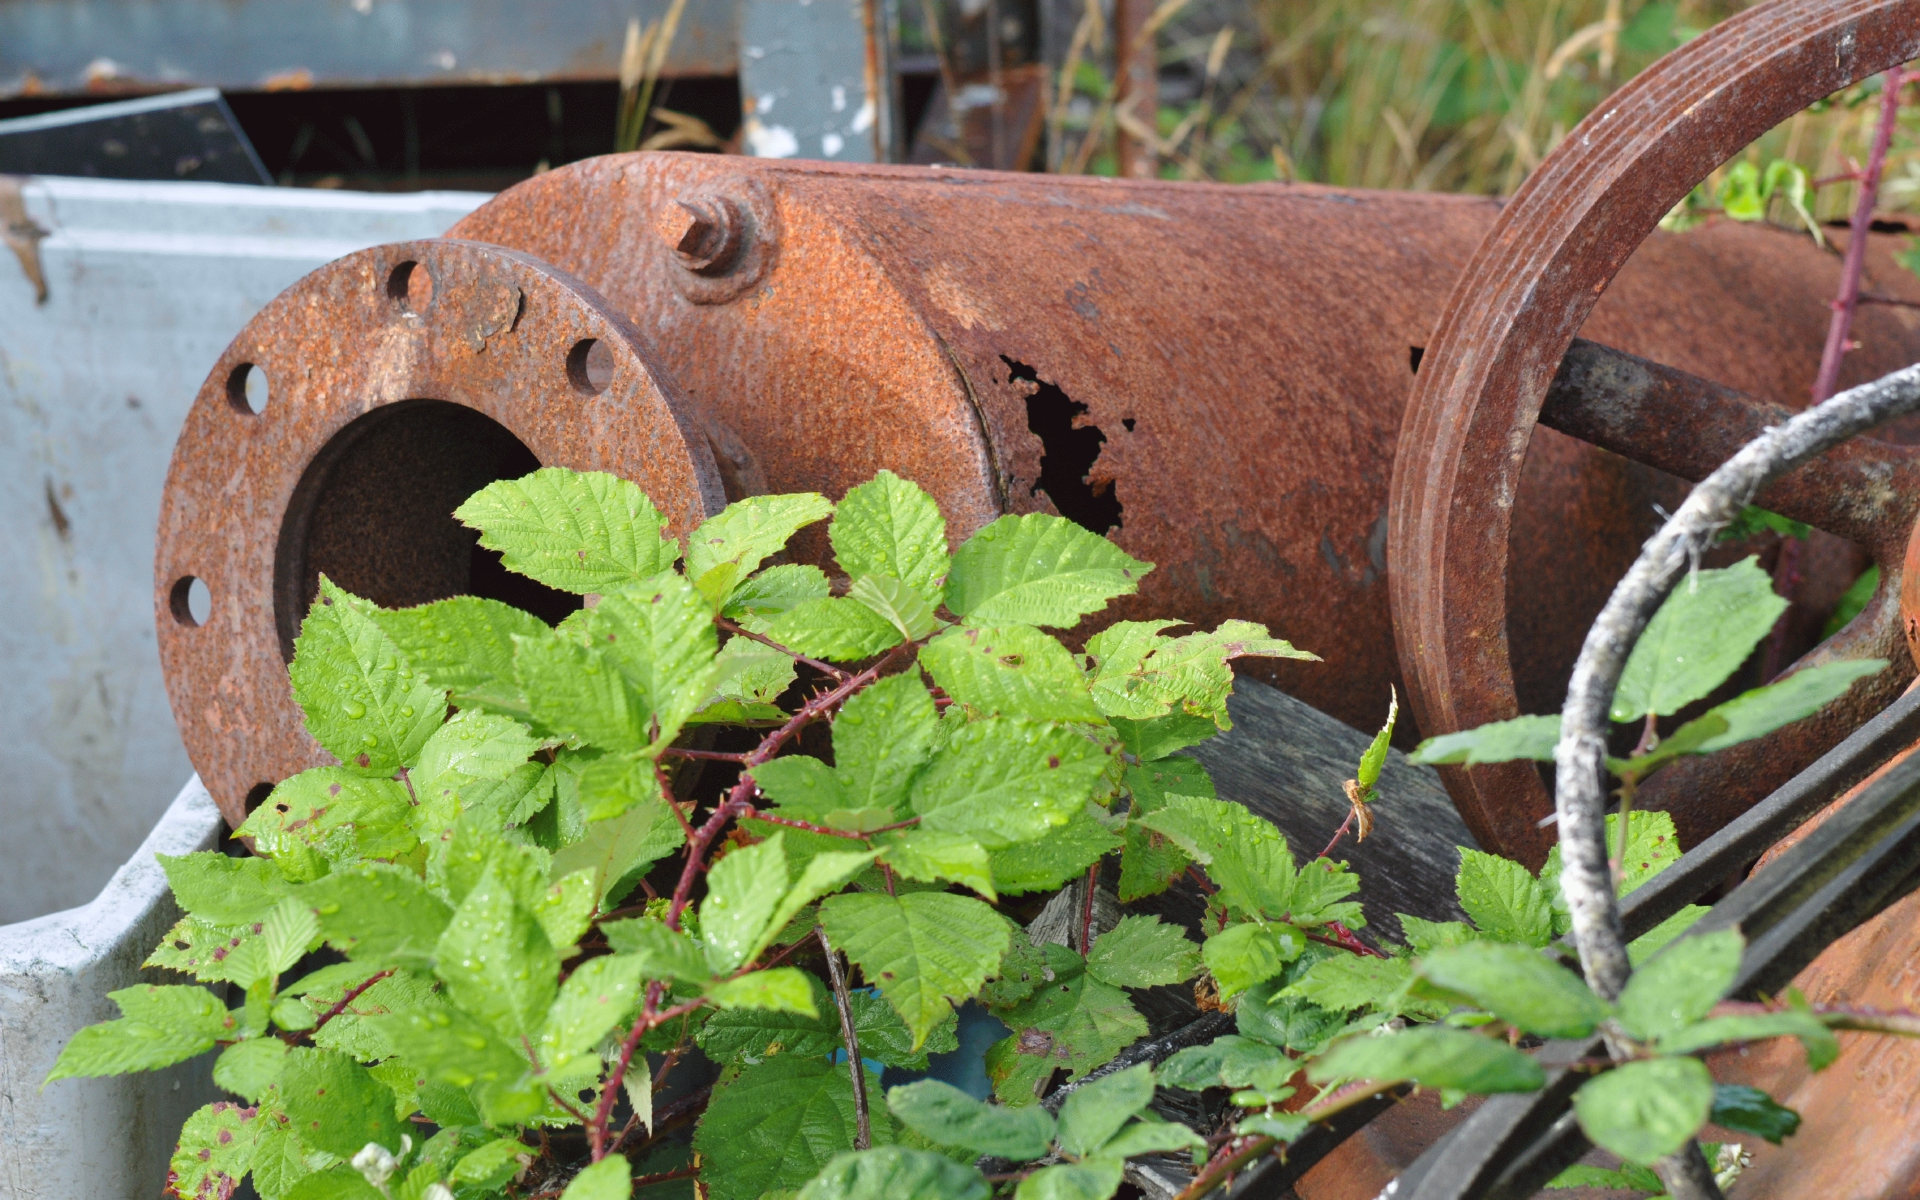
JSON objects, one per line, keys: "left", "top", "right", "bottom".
{"left": 387, "top": 260, "right": 434, "bottom": 314}
{"left": 170, "top": 575, "right": 212, "bottom": 627}
{"left": 567, "top": 337, "right": 616, "bottom": 395}
{"left": 272, "top": 400, "right": 580, "bottom": 660}
{"left": 227, "top": 363, "right": 269, "bottom": 415}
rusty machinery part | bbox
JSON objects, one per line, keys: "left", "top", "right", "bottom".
{"left": 155, "top": 239, "right": 729, "bottom": 826}
{"left": 1389, "top": 0, "right": 1920, "bottom": 865}
{"left": 449, "top": 153, "right": 1920, "bottom": 749}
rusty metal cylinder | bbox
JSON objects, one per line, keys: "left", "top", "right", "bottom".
{"left": 158, "top": 151, "right": 1920, "bottom": 825}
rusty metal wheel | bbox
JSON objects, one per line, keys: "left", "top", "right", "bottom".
{"left": 1388, "top": 0, "right": 1920, "bottom": 865}
{"left": 154, "top": 239, "right": 728, "bottom": 826}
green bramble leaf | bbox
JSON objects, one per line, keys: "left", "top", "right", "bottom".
{"left": 1135, "top": 795, "right": 1293, "bottom": 920}
{"left": 799, "top": 1147, "right": 991, "bottom": 1200}
{"left": 759, "top": 597, "right": 904, "bottom": 661}
{"left": 910, "top": 718, "right": 1111, "bottom": 848}
{"left": 1679, "top": 658, "right": 1887, "bottom": 755}
{"left": 549, "top": 790, "right": 686, "bottom": 904}
{"left": 750, "top": 755, "right": 845, "bottom": 818}
{"left": 849, "top": 573, "right": 945, "bottom": 641}
{"left": 558, "top": 1155, "right": 631, "bottom": 1200}
{"left": 214, "top": 1037, "right": 288, "bottom": 1103}
{"left": 946, "top": 513, "right": 1152, "bottom": 628}
{"left": 577, "top": 572, "right": 724, "bottom": 749}
{"left": 1397, "top": 914, "right": 1476, "bottom": 957}
{"left": 1055, "top": 1062, "right": 1155, "bottom": 1157}
{"left": 724, "top": 563, "right": 831, "bottom": 618}
{"left": 515, "top": 629, "right": 650, "bottom": 751}
{"left": 823, "top": 891, "right": 1011, "bottom": 1049}
{"left": 1285, "top": 954, "right": 1412, "bottom": 1014}
{"left": 1113, "top": 711, "right": 1218, "bottom": 763}
{"left": 837, "top": 671, "right": 942, "bottom": 812}
{"left": 371, "top": 595, "right": 548, "bottom": 723}
{"left": 1657, "top": 1010, "right": 1837, "bottom": 1068}
{"left": 600, "top": 918, "right": 710, "bottom": 982}
{"left": 372, "top": 1004, "right": 526, "bottom": 1093}
{"left": 434, "top": 862, "right": 560, "bottom": 1040}
{"left": 1419, "top": 942, "right": 1607, "bottom": 1039}
{"left": 1612, "top": 558, "right": 1785, "bottom": 722}
{"left": 1086, "top": 915, "right": 1200, "bottom": 989}
{"left": 1710, "top": 1083, "right": 1801, "bottom": 1145}
{"left": 302, "top": 968, "right": 437, "bottom": 1062}
{"left": 1409, "top": 715, "right": 1560, "bottom": 767}
{"left": 1356, "top": 688, "right": 1398, "bottom": 796}
{"left": 1014, "top": 1160, "right": 1124, "bottom": 1200}
{"left": 921, "top": 625, "right": 1101, "bottom": 721}
{"left": 1455, "top": 848, "right": 1555, "bottom": 947}
{"left": 159, "top": 851, "right": 292, "bottom": 927}
{"left": 455, "top": 467, "right": 675, "bottom": 594}
{"left": 1825, "top": 563, "right": 1879, "bottom": 637}
{"left": 1236, "top": 972, "right": 1348, "bottom": 1054}
{"left": 171, "top": 1102, "right": 258, "bottom": 1200}
{"left": 1546, "top": 1162, "right": 1665, "bottom": 1192}
{"left": 539, "top": 954, "right": 644, "bottom": 1073}
{"left": 1616, "top": 928, "right": 1743, "bottom": 1041}
{"left": 1157, "top": 1035, "right": 1295, "bottom": 1092}
{"left": 709, "top": 636, "right": 797, "bottom": 707}
{"left": 1573, "top": 1056, "right": 1713, "bottom": 1166}
{"left": 708, "top": 967, "right": 820, "bottom": 1014}
{"left": 411, "top": 708, "right": 541, "bottom": 791}
{"left": 1236, "top": 1112, "right": 1311, "bottom": 1145}
{"left": 279, "top": 1046, "right": 411, "bottom": 1160}
{"left": 574, "top": 752, "right": 665, "bottom": 823}
{"left": 695, "top": 1055, "right": 892, "bottom": 1200}
{"left": 882, "top": 829, "right": 997, "bottom": 900}
{"left": 1202, "top": 922, "right": 1305, "bottom": 998}
{"left": 45, "top": 985, "right": 236, "bottom": 1081}
{"left": 1101, "top": 1119, "right": 1205, "bottom": 1159}
{"left": 301, "top": 862, "right": 453, "bottom": 968}
{"left": 451, "top": 1137, "right": 535, "bottom": 1191}
{"left": 700, "top": 984, "right": 957, "bottom": 1069}
{"left": 1629, "top": 904, "right": 1709, "bottom": 966}
{"left": 700, "top": 834, "right": 790, "bottom": 974}
{"left": 685, "top": 492, "right": 834, "bottom": 606}
{"left": 991, "top": 808, "right": 1122, "bottom": 897}
{"left": 886, "top": 1079, "right": 1056, "bottom": 1159}
{"left": 1309, "top": 1026, "right": 1545, "bottom": 1093}
{"left": 759, "top": 849, "right": 881, "bottom": 961}
{"left": 985, "top": 943, "right": 1147, "bottom": 1103}
{"left": 1717, "top": 505, "right": 1809, "bottom": 543}
{"left": 831, "top": 470, "right": 952, "bottom": 601}
{"left": 291, "top": 577, "right": 448, "bottom": 775}
{"left": 1085, "top": 620, "right": 1315, "bottom": 727}
{"left": 238, "top": 769, "right": 415, "bottom": 870}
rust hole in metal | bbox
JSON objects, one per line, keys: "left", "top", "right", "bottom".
{"left": 227, "top": 362, "right": 269, "bottom": 415}
{"left": 170, "top": 575, "right": 211, "bottom": 628}
{"left": 566, "top": 337, "right": 615, "bottom": 396}
{"left": 1409, "top": 346, "right": 1425, "bottom": 374}
{"left": 386, "top": 260, "right": 434, "bottom": 314}
{"left": 1006, "top": 357, "right": 1123, "bottom": 535}
{"left": 243, "top": 783, "right": 274, "bottom": 814}
{"left": 272, "top": 399, "right": 580, "bottom": 660}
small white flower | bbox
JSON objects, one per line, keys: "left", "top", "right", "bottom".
{"left": 352, "top": 1141, "right": 400, "bottom": 1188}
{"left": 424, "top": 1184, "right": 456, "bottom": 1200}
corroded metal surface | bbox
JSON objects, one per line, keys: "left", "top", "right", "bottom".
{"left": 155, "top": 239, "right": 726, "bottom": 824}
{"left": 1389, "top": 0, "right": 1920, "bottom": 863}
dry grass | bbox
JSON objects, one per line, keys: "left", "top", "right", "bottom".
{"left": 1044, "top": 0, "right": 1920, "bottom": 224}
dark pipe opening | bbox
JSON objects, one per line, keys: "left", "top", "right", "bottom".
{"left": 273, "top": 399, "right": 579, "bottom": 660}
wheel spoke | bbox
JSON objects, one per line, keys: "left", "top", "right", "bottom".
{"left": 1540, "top": 338, "right": 1920, "bottom": 558}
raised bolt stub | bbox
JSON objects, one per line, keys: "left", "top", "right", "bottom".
{"left": 655, "top": 194, "right": 744, "bottom": 275}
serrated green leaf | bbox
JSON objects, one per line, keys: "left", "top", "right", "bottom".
{"left": 1410, "top": 715, "right": 1561, "bottom": 767}
{"left": 240, "top": 768, "right": 415, "bottom": 871}
{"left": 45, "top": 984, "right": 236, "bottom": 1081}
{"left": 1202, "top": 922, "right": 1304, "bottom": 998}
{"left": 800, "top": 1147, "right": 991, "bottom": 1200}
{"left": 579, "top": 573, "right": 723, "bottom": 749}
{"left": 911, "top": 718, "right": 1111, "bottom": 848}
{"left": 710, "top": 636, "right": 798, "bottom": 707}
{"left": 1456, "top": 848, "right": 1555, "bottom": 947}
{"left": 539, "top": 953, "right": 643, "bottom": 1072}
{"left": 1629, "top": 904, "right": 1709, "bottom": 966}
{"left": 986, "top": 943, "right": 1147, "bottom": 1103}
{"left": 214, "top": 1037, "right": 288, "bottom": 1102}
{"left": 701, "top": 834, "right": 790, "bottom": 974}
{"left": 1086, "top": 621, "right": 1187, "bottom": 719}
{"left": 549, "top": 792, "right": 685, "bottom": 904}
{"left": 1573, "top": 1056, "right": 1712, "bottom": 1165}
{"left": 1236, "top": 973, "right": 1348, "bottom": 1054}
{"left": 1356, "top": 689, "right": 1398, "bottom": 795}
{"left": 1102, "top": 1120, "right": 1205, "bottom": 1159}
{"left": 452, "top": 1137, "right": 535, "bottom": 1190}
{"left": 1309, "top": 1026, "right": 1544, "bottom": 1092}
{"left": 1055, "top": 1062, "right": 1154, "bottom": 1156}
{"left": 695, "top": 1054, "right": 892, "bottom": 1200}
{"left": 160, "top": 851, "right": 292, "bottom": 927}
{"left": 921, "top": 625, "right": 1101, "bottom": 720}
{"left": 849, "top": 574, "right": 945, "bottom": 641}
{"left": 1015, "top": 1160, "right": 1125, "bottom": 1200}
{"left": 455, "top": 468, "right": 675, "bottom": 594}
{"left": 291, "top": 577, "right": 447, "bottom": 775}
{"left": 560, "top": 1156, "right": 632, "bottom": 1200}
{"left": 836, "top": 672, "right": 942, "bottom": 813}
{"left": 760, "top": 596, "right": 905, "bottom": 661}
{"left": 301, "top": 862, "right": 453, "bottom": 967}
{"left": 1617, "top": 928, "right": 1742, "bottom": 1041}
{"left": 280, "top": 1047, "right": 411, "bottom": 1159}
{"left": 823, "top": 891, "right": 1011, "bottom": 1048}
{"left": 171, "top": 1102, "right": 258, "bottom": 1200}
{"left": 1112, "top": 711, "right": 1219, "bottom": 763}
{"left": 708, "top": 967, "right": 820, "bottom": 1014}
{"left": 946, "top": 513, "right": 1151, "bottom": 627}
{"left": 1657, "top": 1010, "right": 1836, "bottom": 1067}
{"left": 434, "top": 862, "right": 559, "bottom": 1039}
{"left": 260, "top": 896, "right": 322, "bottom": 980}
{"left": 145, "top": 916, "right": 259, "bottom": 984}
{"left": 516, "top": 629, "right": 650, "bottom": 751}
{"left": 725, "top": 563, "right": 832, "bottom": 618}
{"left": 882, "top": 830, "right": 996, "bottom": 899}
{"left": 601, "top": 919, "right": 710, "bottom": 983}
{"left": 1289, "top": 857, "right": 1365, "bottom": 928}
{"left": 698, "top": 983, "right": 956, "bottom": 1070}
{"left": 1685, "top": 658, "right": 1887, "bottom": 753}
{"left": 885, "top": 1079, "right": 1055, "bottom": 1158}
{"left": 1116, "top": 784, "right": 1191, "bottom": 904}
{"left": 284, "top": 1166, "right": 384, "bottom": 1200}
{"left": 576, "top": 752, "right": 666, "bottom": 822}
{"left": 749, "top": 755, "right": 846, "bottom": 817}
{"left": 372, "top": 595, "right": 550, "bottom": 722}
{"left": 371, "top": 1004, "right": 527, "bottom": 1091}
{"left": 305, "top": 968, "right": 440, "bottom": 1061}
{"left": 1134, "top": 795, "right": 1293, "bottom": 920}
{"left": 1158, "top": 1035, "right": 1294, "bottom": 1092}
{"left": 1711, "top": 1082, "right": 1800, "bottom": 1145}
{"left": 830, "top": 471, "right": 952, "bottom": 601}
{"left": 1419, "top": 942, "right": 1606, "bottom": 1039}
{"left": 1397, "top": 914, "right": 1477, "bottom": 957}
{"left": 1237, "top": 1112, "right": 1311, "bottom": 1145}
{"left": 1086, "top": 620, "right": 1314, "bottom": 726}
{"left": 1286, "top": 954, "right": 1412, "bottom": 1014}
{"left": 1613, "top": 558, "right": 1786, "bottom": 721}
{"left": 686, "top": 493, "right": 834, "bottom": 603}
{"left": 991, "top": 808, "right": 1122, "bottom": 896}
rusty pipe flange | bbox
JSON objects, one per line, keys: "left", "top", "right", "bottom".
{"left": 155, "top": 238, "right": 727, "bottom": 827}
{"left": 1388, "top": 0, "right": 1920, "bottom": 864}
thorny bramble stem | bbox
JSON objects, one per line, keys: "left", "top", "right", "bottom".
{"left": 716, "top": 616, "right": 852, "bottom": 682}
{"left": 283, "top": 968, "right": 394, "bottom": 1045}
{"left": 1812, "top": 67, "right": 1907, "bottom": 406}
{"left": 1172, "top": 1078, "right": 1402, "bottom": 1199}
{"left": 818, "top": 926, "right": 872, "bottom": 1149}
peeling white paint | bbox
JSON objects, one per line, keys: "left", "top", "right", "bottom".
{"left": 746, "top": 120, "right": 800, "bottom": 158}
{"left": 851, "top": 97, "right": 875, "bottom": 134}
{"left": 822, "top": 131, "right": 844, "bottom": 156}
{"left": 830, "top": 84, "right": 847, "bottom": 112}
